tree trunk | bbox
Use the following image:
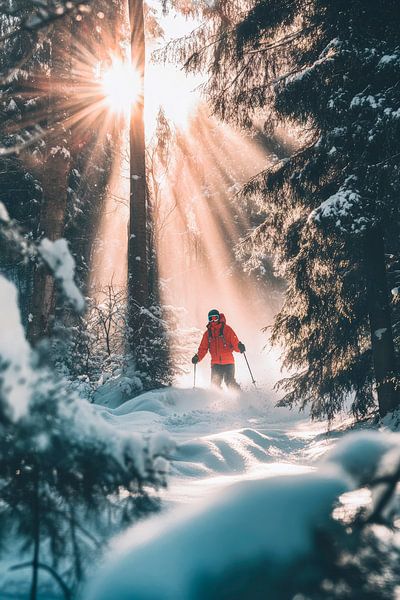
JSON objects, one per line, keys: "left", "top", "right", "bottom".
{"left": 30, "top": 466, "right": 40, "bottom": 600}
{"left": 69, "top": 504, "right": 83, "bottom": 583}
{"left": 364, "top": 225, "right": 399, "bottom": 416}
{"left": 128, "top": 0, "right": 148, "bottom": 310}
{"left": 28, "top": 149, "right": 70, "bottom": 343}
{"left": 28, "top": 21, "right": 72, "bottom": 344}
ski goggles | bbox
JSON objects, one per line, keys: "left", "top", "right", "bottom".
{"left": 208, "top": 315, "right": 220, "bottom": 322}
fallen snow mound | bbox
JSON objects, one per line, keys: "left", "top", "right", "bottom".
{"left": 94, "top": 386, "right": 309, "bottom": 477}
{"left": 95, "top": 385, "right": 305, "bottom": 431}
{"left": 84, "top": 430, "right": 400, "bottom": 600}
{"left": 172, "top": 428, "right": 306, "bottom": 477}
{"left": 86, "top": 472, "right": 349, "bottom": 600}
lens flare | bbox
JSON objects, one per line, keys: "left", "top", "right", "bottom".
{"left": 101, "top": 60, "right": 142, "bottom": 114}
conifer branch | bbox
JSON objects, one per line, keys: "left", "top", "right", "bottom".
{"left": 10, "top": 561, "right": 72, "bottom": 600}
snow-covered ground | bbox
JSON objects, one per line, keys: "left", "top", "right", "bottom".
{"left": 93, "top": 384, "right": 341, "bottom": 506}
{"left": 85, "top": 383, "right": 397, "bottom": 600}
{"left": 3, "top": 272, "right": 388, "bottom": 599}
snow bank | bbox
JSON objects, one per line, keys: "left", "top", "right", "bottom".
{"left": 93, "top": 373, "right": 144, "bottom": 409}
{"left": 85, "top": 470, "right": 349, "bottom": 600}
{"left": 94, "top": 385, "right": 308, "bottom": 478}
{"left": 84, "top": 430, "right": 400, "bottom": 600}
{"left": 172, "top": 428, "right": 305, "bottom": 478}
{"left": 98, "top": 384, "right": 298, "bottom": 430}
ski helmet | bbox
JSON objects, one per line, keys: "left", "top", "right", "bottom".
{"left": 208, "top": 309, "right": 220, "bottom": 322}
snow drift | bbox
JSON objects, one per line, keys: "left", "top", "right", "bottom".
{"left": 85, "top": 430, "right": 400, "bottom": 600}
{"left": 94, "top": 385, "right": 312, "bottom": 479}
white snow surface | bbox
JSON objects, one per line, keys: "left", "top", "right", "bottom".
{"left": 86, "top": 470, "right": 349, "bottom": 600}
{"left": 85, "top": 382, "right": 377, "bottom": 600}
{"left": 86, "top": 381, "right": 400, "bottom": 600}
{"left": 93, "top": 385, "right": 319, "bottom": 482}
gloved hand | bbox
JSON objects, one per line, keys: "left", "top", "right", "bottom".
{"left": 238, "top": 342, "right": 246, "bottom": 353}
{"left": 192, "top": 354, "right": 199, "bottom": 364}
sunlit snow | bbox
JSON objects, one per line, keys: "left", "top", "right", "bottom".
{"left": 85, "top": 381, "right": 400, "bottom": 600}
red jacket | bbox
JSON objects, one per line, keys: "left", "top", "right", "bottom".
{"left": 197, "top": 314, "right": 240, "bottom": 365}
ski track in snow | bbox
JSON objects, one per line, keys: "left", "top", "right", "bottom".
{"left": 94, "top": 385, "right": 348, "bottom": 505}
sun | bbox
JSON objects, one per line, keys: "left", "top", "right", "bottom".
{"left": 101, "top": 60, "right": 142, "bottom": 114}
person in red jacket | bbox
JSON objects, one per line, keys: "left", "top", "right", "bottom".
{"left": 192, "top": 309, "right": 246, "bottom": 390}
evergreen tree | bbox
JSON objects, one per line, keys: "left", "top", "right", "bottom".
{"left": 171, "top": 0, "right": 400, "bottom": 419}
{"left": 0, "top": 0, "right": 123, "bottom": 341}
{"left": 0, "top": 275, "right": 168, "bottom": 599}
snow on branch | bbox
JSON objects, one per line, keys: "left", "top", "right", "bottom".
{"left": 0, "top": 201, "right": 10, "bottom": 223}
{"left": 38, "top": 238, "right": 85, "bottom": 313}
{"left": 0, "top": 0, "right": 92, "bottom": 41}
{"left": 0, "top": 276, "right": 35, "bottom": 420}
{"left": 0, "top": 274, "right": 171, "bottom": 479}
{"left": 308, "top": 176, "right": 369, "bottom": 233}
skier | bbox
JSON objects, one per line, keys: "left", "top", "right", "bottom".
{"left": 192, "top": 309, "right": 246, "bottom": 390}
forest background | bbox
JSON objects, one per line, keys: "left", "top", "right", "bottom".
{"left": 1, "top": 0, "right": 400, "bottom": 599}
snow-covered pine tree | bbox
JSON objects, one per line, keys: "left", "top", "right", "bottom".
{"left": 0, "top": 0, "right": 124, "bottom": 354}
{"left": 0, "top": 3, "right": 50, "bottom": 324}
{"left": 170, "top": 0, "right": 400, "bottom": 419}
{"left": 0, "top": 275, "right": 167, "bottom": 599}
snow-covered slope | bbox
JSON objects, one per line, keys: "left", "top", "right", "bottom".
{"left": 93, "top": 385, "right": 324, "bottom": 481}
{"left": 85, "top": 426, "right": 400, "bottom": 600}
{"left": 86, "top": 469, "right": 350, "bottom": 600}
{"left": 83, "top": 385, "right": 361, "bottom": 599}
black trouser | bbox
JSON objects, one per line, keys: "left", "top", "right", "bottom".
{"left": 211, "top": 364, "right": 240, "bottom": 390}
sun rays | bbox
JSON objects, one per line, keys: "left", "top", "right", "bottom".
{"left": 7, "top": 7, "right": 280, "bottom": 381}
{"left": 153, "top": 105, "right": 275, "bottom": 325}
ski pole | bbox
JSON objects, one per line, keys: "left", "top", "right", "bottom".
{"left": 193, "top": 362, "right": 197, "bottom": 390}
{"left": 243, "top": 352, "right": 257, "bottom": 388}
